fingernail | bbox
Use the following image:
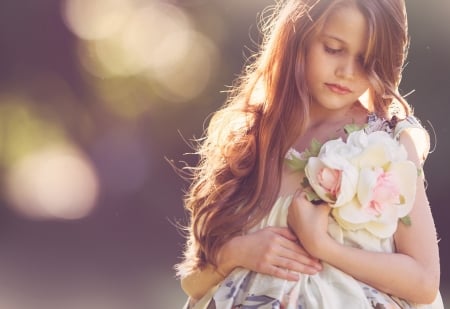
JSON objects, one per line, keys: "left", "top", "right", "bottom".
{"left": 289, "top": 274, "right": 300, "bottom": 281}
{"left": 308, "top": 267, "right": 318, "bottom": 275}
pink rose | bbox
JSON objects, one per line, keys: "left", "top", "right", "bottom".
{"left": 364, "top": 169, "right": 400, "bottom": 216}
{"left": 333, "top": 156, "right": 417, "bottom": 238}
{"left": 317, "top": 167, "right": 342, "bottom": 199}
{"left": 305, "top": 142, "right": 358, "bottom": 207}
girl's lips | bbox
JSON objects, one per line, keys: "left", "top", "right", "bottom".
{"left": 325, "top": 83, "right": 352, "bottom": 95}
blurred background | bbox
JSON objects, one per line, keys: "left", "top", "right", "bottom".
{"left": 0, "top": 0, "right": 448, "bottom": 308}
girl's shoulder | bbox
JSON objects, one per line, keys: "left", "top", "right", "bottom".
{"left": 366, "top": 113, "right": 430, "bottom": 164}
{"left": 365, "top": 113, "right": 427, "bottom": 139}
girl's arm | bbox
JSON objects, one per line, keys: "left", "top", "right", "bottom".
{"left": 180, "top": 226, "right": 322, "bottom": 301}
{"left": 288, "top": 129, "right": 440, "bottom": 304}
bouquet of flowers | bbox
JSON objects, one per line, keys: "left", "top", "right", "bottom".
{"left": 285, "top": 125, "right": 419, "bottom": 238}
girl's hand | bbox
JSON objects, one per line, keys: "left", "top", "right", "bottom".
{"left": 217, "top": 226, "right": 322, "bottom": 281}
{"left": 287, "top": 191, "right": 333, "bottom": 257}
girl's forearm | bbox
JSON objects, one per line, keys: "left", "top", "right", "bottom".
{"left": 180, "top": 236, "right": 242, "bottom": 300}
{"left": 180, "top": 264, "right": 225, "bottom": 301}
{"left": 180, "top": 227, "right": 322, "bottom": 300}
{"left": 320, "top": 239, "right": 440, "bottom": 304}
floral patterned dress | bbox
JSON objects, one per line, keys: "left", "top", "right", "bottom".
{"left": 187, "top": 115, "right": 444, "bottom": 309}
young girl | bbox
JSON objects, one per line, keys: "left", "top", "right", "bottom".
{"left": 176, "top": 0, "right": 443, "bottom": 308}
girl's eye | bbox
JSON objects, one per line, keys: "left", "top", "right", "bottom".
{"left": 324, "top": 45, "right": 342, "bottom": 54}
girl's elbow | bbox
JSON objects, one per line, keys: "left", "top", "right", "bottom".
{"left": 415, "top": 273, "right": 440, "bottom": 304}
{"left": 180, "top": 277, "right": 190, "bottom": 295}
{"left": 181, "top": 279, "right": 202, "bottom": 301}
{"left": 418, "top": 288, "right": 439, "bottom": 304}
{"left": 424, "top": 282, "right": 440, "bottom": 304}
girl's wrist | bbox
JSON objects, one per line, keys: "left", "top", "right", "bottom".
{"left": 216, "top": 236, "right": 241, "bottom": 275}
{"left": 315, "top": 234, "right": 341, "bottom": 263}
{"left": 306, "top": 232, "right": 336, "bottom": 260}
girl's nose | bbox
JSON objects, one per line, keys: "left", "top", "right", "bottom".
{"left": 336, "top": 58, "right": 356, "bottom": 80}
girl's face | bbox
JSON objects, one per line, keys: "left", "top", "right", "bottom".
{"left": 305, "top": 5, "right": 371, "bottom": 113}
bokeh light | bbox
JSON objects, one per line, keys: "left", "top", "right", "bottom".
{"left": 151, "top": 29, "right": 219, "bottom": 102}
{"left": 4, "top": 144, "right": 99, "bottom": 220}
{"left": 0, "top": 97, "right": 69, "bottom": 164}
{"left": 62, "top": 0, "right": 133, "bottom": 41}
{"left": 63, "top": 0, "right": 219, "bottom": 113}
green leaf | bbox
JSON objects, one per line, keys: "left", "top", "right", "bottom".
{"left": 417, "top": 167, "right": 423, "bottom": 177}
{"left": 284, "top": 156, "right": 307, "bottom": 172}
{"left": 308, "top": 139, "right": 322, "bottom": 156}
{"left": 400, "top": 215, "right": 412, "bottom": 226}
{"left": 301, "top": 177, "right": 310, "bottom": 188}
{"left": 344, "top": 123, "right": 367, "bottom": 135}
{"left": 305, "top": 191, "right": 322, "bottom": 204}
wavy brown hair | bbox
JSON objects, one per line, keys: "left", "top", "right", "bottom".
{"left": 176, "top": 0, "right": 410, "bottom": 277}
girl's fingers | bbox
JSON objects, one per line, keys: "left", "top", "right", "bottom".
{"left": 267, "top": 257, "right": 320, "bottom": 281}
{"left": 276, "top": 233, "right": 320, "bottom": 260}
{"left": 263, "top": 226, "right": 322, "bottom": 267}
{"left": 276, "top": 244, "right": 323, "bottom": 270}
{"left": 267, "top": 226, "right": 298, "bottom": 241}
{"left": 268, "top": 265, "right": 300, "bottom": 281}
{"left": 245, "top": 226, "right": 323, "bottom": 278}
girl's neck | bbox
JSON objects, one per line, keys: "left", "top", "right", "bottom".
{"left": 293, "top": 101, "right": 369, "bottom": 153}
{"left": 308, "top": 100, "right": 367, "bottom": 129}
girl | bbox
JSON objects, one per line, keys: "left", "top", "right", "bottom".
{"left": 176, "top": 0, "right": 443, "bottom": 308}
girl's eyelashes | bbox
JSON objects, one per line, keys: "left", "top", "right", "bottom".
{"left": 324, "top": 43, "right": 366, "bottom": 68}
{"left": 324, "top": 44, "right": 342, "bottom": 54}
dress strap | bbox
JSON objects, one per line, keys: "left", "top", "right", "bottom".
{"left": 394, "top": 116, "right": 425, "bottom": 139}
{"left": 393, "top": 115, "right": 425, "bottom": 140}
{"left": 393, "top": 115, "right": 430, "bottom": 164}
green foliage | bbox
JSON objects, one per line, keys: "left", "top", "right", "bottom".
{"left": 400, "top": 215, "right": 412, "bottom": 226}
{"left": 284, "top": 138, "right": 323, "bottom": 173}
{"left": 301, "top": 177, "right": 310, "bottom": 188}
{"left": 305, "top": 190, "right": 321, "bottom": 204}
{"left": 304, "top": 138, "right": 322, "bottom": 158}
{"left": 417, "top": 167, "right": 423, "bottom": 177}
{"left": 285, "top": 154, "right": 306, "bottom": 172}
{"left": 343, "top": 122, "right": 367, "bottom": 135}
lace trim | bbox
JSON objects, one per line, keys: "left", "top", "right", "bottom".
{"left": 285, "top": 113, "right": 425, "bottom": 160}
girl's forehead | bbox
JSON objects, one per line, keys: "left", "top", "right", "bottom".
{"left": 318, "top": 6, "right": 369, "bottom": 52}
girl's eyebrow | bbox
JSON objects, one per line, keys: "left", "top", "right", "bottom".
{"left": 322, "top": 34, "right": 347, "bottom": 45}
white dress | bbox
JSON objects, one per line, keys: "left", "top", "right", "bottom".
{"left": 188, "top": 115, "right": 444, "bottom": 309}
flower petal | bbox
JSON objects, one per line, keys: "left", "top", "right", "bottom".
{"left": 335, "top": 165, "right": 358, "bottom": 206}
{"left": 332, "top": 207, "right": 366, "bottom": 231}
{"left": 387, "top": 161, "right": 417, "bottom": 217}
{"left": 334, "top": 197, "right": 372, "bottom": 224}
{"left": 305, "top": 157, "right": 336, "bottom": 203}
{"left": 353, "top": 144, "right": 390, "bottom": 168}
{"left": 365, "top": 220, "right": 398, "bottom": 239}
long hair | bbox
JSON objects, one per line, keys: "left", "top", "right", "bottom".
{"left": 176, "top": 0, "right": 410, "bottom": 277}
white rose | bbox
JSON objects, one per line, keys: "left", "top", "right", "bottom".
{"left": 331, "top": 131, "right": 417, "bottom": 238}
{"left": 347, "top": 130, "right": 408, "bottom": 168}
